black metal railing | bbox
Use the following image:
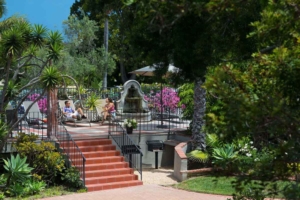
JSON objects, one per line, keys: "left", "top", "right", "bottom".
{"left": 55, "top": 121, "right": 86, "bottom": 186}
{"left": 112, "top": 108, "right": 190, "bottom": 134}
{"left": 108, "top": 121, "right": 143, "bottom": 180}
{"left": 8, "top": 111, "right": 48, "bottom": 140}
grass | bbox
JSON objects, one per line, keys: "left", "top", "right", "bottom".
{"left": 173, "top": 175, "right": 235, "bottom": 196}
{"left": 173, "top": 175, "right": 295, "bottom": 198}
{"left": 4, "top": 185, "right": 86, "bottom": 200}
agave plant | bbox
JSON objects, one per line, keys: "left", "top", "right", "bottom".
{"left": 3, "top": 154, "right": 33, "bottom": 187}
{"left": 211, "top": 144, "right": 238, "bottom": 171}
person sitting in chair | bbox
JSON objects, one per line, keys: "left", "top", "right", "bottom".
{"left": 101, "top": 98, "right": 116, "bottom": 125}
{"left": 63, "top": 100, "right": 87, "bottom": 120}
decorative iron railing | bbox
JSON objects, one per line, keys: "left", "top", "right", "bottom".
{"left": 108, "top": 120, "right": 143, "bottom": 180}
{"left": 55, "top": 121, "right": 86, "bottom": 186}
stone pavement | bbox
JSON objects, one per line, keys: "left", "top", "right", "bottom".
{"left": 42, "top": 184, "right": 231, "bottom": 200}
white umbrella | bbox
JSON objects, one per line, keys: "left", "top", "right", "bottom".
{"left": 129, "top": 64, "right": 179, "bottom": 77}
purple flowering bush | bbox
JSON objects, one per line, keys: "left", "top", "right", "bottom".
{"left": 28, "top": 93, "right": 47, "bottom": 113}
{"left": 144, "top": 87, "right": 183, "bottom": 112}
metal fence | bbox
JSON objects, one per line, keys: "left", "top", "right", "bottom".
{"left": 108, "top": 121, "right": 143, "bottom": 180}
{"left": 55, "top": 121, "right": 86, "bottom": 186}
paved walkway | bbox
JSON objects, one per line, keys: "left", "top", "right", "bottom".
{"left": 42, "top": 168, "right": 231, "bottom": 200}
{"left": 42, "top": 184, "right": 231, "bottom": 200}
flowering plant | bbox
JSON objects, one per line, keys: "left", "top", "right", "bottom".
{"left": 28, "top": 93, "right": 47, "bottom": 113}
{"left": 123, "top": 119, "right": 138, "bottom": 129}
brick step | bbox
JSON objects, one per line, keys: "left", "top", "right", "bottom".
{"left": 85, "top": 162, "right": 129, "bottom": 171}
{"left": 86, "top": 180, "right": 143, "bottom": 192}
{"left": 82, "top": 150, "right": 121, "bottom": 158}
{"left": 85, "top": 156, "right": 124, "bottom": 164}
{"left": 85, "top": 168, "right": 133, "bottom": 178}
{"left": 85, "top": 174, "right": 138, "bottom": 185}
{"left": 75, "top": 139, "right": 112, "bottom": 146}
{"left": 69, "top": 144, "right": 116, "bottom": 152}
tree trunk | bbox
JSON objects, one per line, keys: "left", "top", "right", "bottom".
{"left": 47, "top": 88, "right": 58, "bottom": 139}
{"left": 191, "top": 78, "right": 206, "bottom": 150}
{"left": 102, "top": 18, "right": 109, "bottom": 88}
{"left": 120, "top": 58, "right": 128, "bottom": 83}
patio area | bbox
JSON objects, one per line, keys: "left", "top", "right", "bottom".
{"left": 10, "top": 117, "right": 190, "bottom": 141}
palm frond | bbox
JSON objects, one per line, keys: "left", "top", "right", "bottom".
{"left": 187, "top": 150, "right": 210, "bottom": 163}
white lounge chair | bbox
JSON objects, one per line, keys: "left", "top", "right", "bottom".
{"left": 95, "top": 99, "right": 116, "bottom": 125}
{"left": 22, "top": 101, "right": 47, "bottom": 129}
{"left": 58, "top": 100, "right": 91, "bottom": 127}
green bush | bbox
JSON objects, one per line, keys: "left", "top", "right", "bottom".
{"left": 26, "top": 179, "right": 46, "bottom": 195}
{"left": 13, "top": 133, "right": 65, "bottom": 184}
{"left": 7, "top": 182, "right": 26, "bottom": 198}
{"left": 0, "top": 192, "right": 5, "bottom": 200}
{"left": 61, "top": 166, "right": 84, "bottom": 189}
{"left": 0, "top": 174, "right": 6, "bottom": 186}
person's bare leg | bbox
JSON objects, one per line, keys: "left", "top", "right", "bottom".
{"left": 77, "top": 108, "right": 86, "bottom": 118}
{"left": 101, "top": 111, "right": 108, "bottom": 125}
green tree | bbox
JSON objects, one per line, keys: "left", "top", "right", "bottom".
{"left": 0, "top": 15, "right": 64, "bottom": 152}
{"left": 120, "top": 0, "right": 265, "bottom": 150}
{"left": 62, "top": 10, "right": 116, "bottom": 87}
{"left": 70, "top": 0, "right": 265, "bottom": 150}
{"left": 204, "top": 0, "right": 300, "bottom": 198}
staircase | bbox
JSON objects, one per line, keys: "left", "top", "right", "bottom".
{"left": 75, "top": 138, "right": 143, "bottom": 192}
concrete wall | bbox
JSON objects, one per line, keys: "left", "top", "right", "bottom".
{"left": 110, "top": 133, "right": 190, "bottom": 169}
{"left": 173, "top": 142, "right": 188, "bottom": 182}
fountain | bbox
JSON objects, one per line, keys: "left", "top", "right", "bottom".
{"left": 116, "top": 80, "right": 151, "bottom": 121}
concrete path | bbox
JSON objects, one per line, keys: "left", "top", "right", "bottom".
{"left": 42, "top": 184, "right": 231, "bottom": 200}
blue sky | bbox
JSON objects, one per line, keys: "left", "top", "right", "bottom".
{"left": 2, "top": 0, "right": 75, "bottom": 34}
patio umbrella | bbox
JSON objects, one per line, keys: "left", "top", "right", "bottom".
{"left": 129, "top": 64, "right": 179, "bottom": 77}
{"left": 129, "top": 64, "right": 179, "bottom": 128}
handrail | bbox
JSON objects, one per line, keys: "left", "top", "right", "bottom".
{"left": 55, "top": 121, "right": 86, "bottom": 186}
{"left": 108, "top": 120, "right": 143, "bottom": 180}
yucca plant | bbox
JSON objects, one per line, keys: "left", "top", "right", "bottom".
{"left": 85, "top": 92, "right": 98, "bottom": 110}
{"left": 40, "top": 66, "right": 62, "bottom": 90}
{"left": 187, "top": 133, "right": 222, "bottom": 163}
{"left": 3, "top": 154, "right": 33, "bottom": 187}
{"left": 187, "top": 150, "right": 210, "bottom": 163}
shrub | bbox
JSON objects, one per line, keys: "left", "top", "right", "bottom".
{"left": 144, "top": 87, "right": 181, "bottom": 112}
{"left": 0, "top": 192, "right": 4, "bottom": 200}
{"left": 13, "top": 133, "right": 65, "bottom": 184}
{"left": 7, "top": 182, "right": 26, "bottom": 197}
{"left": 26, "top": 179, "right": 46, "bottom": 195}
{"left": 61, "top": 166, "right": 84, "bottom": 189}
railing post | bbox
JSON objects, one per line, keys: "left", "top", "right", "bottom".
{"left": 140, "top": 153, "right": 143, "bottom": 180}
{"left": 83, "top": 158, "right": 86, "bottom": 186}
